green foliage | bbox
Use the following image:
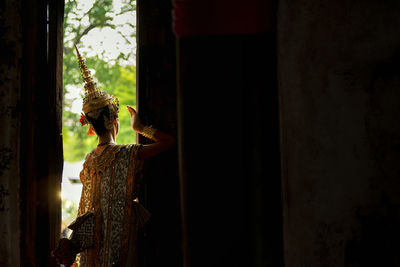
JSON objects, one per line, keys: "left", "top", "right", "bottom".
{"left": 63, "top": 0, "right": 137, "bottom": 162}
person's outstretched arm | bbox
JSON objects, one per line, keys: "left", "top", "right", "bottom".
{"left": 127, "top": 105, "right": 175, "bottom": 159}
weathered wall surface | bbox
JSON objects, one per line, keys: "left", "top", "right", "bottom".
{"left": 0, "top": 1, "right": 22, "bottom": 266}
{"left": 278, "top": 1, "right": 400, "bottom": 266}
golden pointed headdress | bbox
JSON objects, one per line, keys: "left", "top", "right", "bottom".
{"left": 74, "top": 45, "right": 119, "bottom": 132}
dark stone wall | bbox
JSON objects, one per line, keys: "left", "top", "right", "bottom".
{"left": 0, "top": 1, "right": 22, "bottom": 266}
{"left": 278, "top": 1, "right": 400, "bottom": 266}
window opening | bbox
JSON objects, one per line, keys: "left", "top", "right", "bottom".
{"left": 61, "top": 0, "right": 137, "bottom": 236}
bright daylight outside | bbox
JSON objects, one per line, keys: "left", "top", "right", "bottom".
{"left": 61, "top": 0, "right": 137, "bottom": 236}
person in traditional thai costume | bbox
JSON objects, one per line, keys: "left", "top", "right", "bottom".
{"left": 53, "top": 46, "right": 175, "bottom": 267}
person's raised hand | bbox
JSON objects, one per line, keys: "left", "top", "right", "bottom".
{"left": 126, "top": 105, "right": 144, "bottom": 132}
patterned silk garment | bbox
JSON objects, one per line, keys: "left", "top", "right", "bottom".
{"left": 74, "top": 144, "right": 150, "bottom": 267}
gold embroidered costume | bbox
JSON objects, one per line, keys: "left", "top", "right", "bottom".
{"left": 75, "top": 144, "right": 149, "bottom": 266}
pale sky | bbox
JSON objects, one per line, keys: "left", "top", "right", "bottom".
{"left": 65, "top": 0, "right": 136, "bottom": 66}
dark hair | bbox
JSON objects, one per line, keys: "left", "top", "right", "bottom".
{"left": 86, "top": 106, "right": 116, "bottom": 136}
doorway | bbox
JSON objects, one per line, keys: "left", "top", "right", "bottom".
{"left": 60, "top": 0, "right": 138, "bottom": 236}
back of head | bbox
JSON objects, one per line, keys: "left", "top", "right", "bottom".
{"left": 86, "top": 106, "right": 115, "bottom": 136}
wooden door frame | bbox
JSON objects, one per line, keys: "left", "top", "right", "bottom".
{"left": 136, "top": 1, "right": 182, "bottom": 266}
{"left": 20, "top": 0, "right": 64, "bottom": 265}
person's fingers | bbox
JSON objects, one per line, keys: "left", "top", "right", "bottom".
{"left": 126, "top": 105, "right": 136, "bottom": 112}
{"left": 126, "top": 105, "right": 136, "bottom": 115}
{"left": 126, "top": 106, "right": 133, "bottom": 115}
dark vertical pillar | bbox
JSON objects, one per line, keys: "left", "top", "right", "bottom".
{"left": 20, "top": 0, "right": 63, "bottom": 265}
{"left": 48, "top": 0, "right": 64, "bottom": 264}
{"left": 0, "top": 0, "right": 23, "bottom": 265}
{"left": 173, "top": 1, "right": 282, "bottom": 265}
{"left": 137, "top": 1, "right": 181, "bottom": 267}
{"left": 20, "top": 1, "right": 48, "bottom": 264}
{"left": 241, "top": 35, "right": 283, "bottom": 266}
{"left": 176, "top": 34, "right": 283, "bottom": 267}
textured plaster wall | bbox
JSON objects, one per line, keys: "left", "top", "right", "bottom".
{"left": 278, "top": 1, "right": 400, "bottom": 266}
{"left": 0, "top": 1, "right": 22, "bottom": 266}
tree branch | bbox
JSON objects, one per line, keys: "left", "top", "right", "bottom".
{"left": 73, "top": 23, "right": 99, "bottom": 46}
